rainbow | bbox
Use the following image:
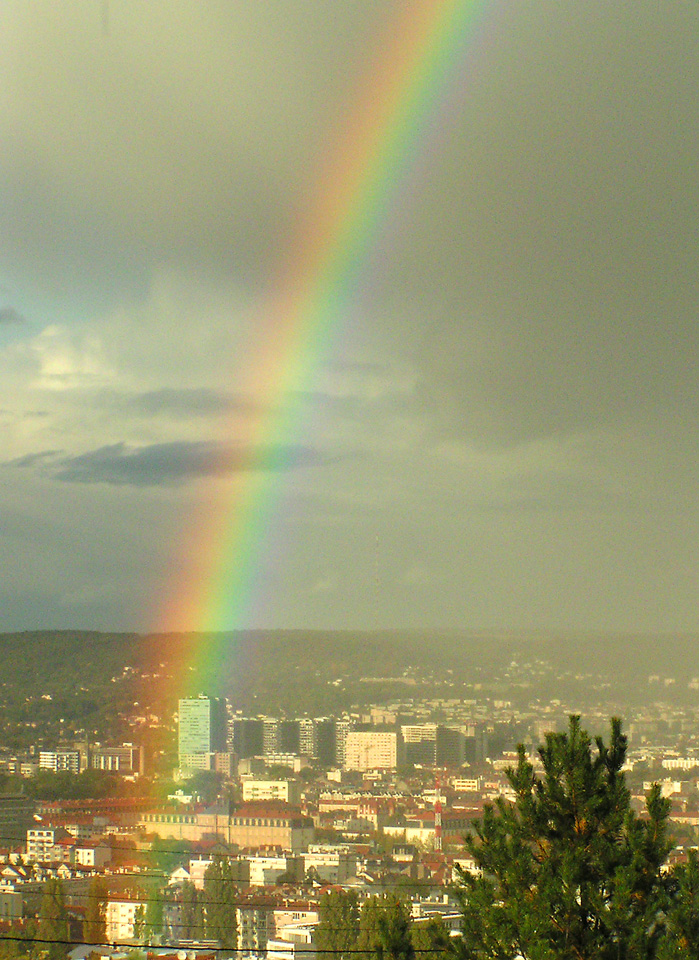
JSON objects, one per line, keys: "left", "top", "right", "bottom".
{"left": 154, "top": 0, "right": 492, "bottom": 696}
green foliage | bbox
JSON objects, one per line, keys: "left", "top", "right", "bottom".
{"left": 180, "top": 880, "right": 205, "bottom": 941}
{"left": 357, "top": 895, "right": 415, "bottom": 960}
{"left": 316, "top": 890, "right": 360, "bottom": 960}
{"left": 411, "top": 916, "right": 451, "bottom": 956}
{"left": 657, "top": 850, "right": 699, "bottom": 959}
{"left": 37, "top": 878, "right": 70, "bottom": 960}
{"left": 83, "top": 878, "right": 107, "bottom": 944}
{"left": 203, "top": 856, "right": 238, "bottom": 948}
{"left": 148, "top": 837, "right": 193, "bottom": 873}
{"left": 455, "top": 716, "right": 672, "bottom": 960}
{"left": 143, "top": 892, "right": 163, "bottom": 944}
{"left": 28, "top": 769, "right": 126, "bottom": 802}
{"left": 183, "top": 770, "right": 226, "bottom": 803}
{"left": 132, "top": 905, "right": 146, "bottom": 943}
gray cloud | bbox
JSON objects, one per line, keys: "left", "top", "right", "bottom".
{"left": 1, "top": 1, "right": 698, "bottom": 632}
{"left": 125, "top": 388, "right": 259, "bottom": 419}
{"left": 0, "top": 306, "right": 26, "bottom": 325}
{"left": 7, "top": 440, "right": 326, "bottom": 486}
{"left": 9, "top": 449, "right": 63, "bottom": 468}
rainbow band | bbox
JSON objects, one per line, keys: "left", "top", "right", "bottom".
{"left": 156, "top": 0, "right": 490, "bottom": 695}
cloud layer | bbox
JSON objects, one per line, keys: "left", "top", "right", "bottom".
{"left": 0, "top": 1, "right": 698, "bottom": 632}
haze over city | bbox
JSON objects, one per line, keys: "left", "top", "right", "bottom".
{"left": 1, "top": 1, "right": 698, "bottom": 636}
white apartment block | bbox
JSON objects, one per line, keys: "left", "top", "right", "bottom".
{"left": 242, "top": 780, "right": 301, "bottom": 805}
{"left": 39, "top": 751, "right": 81, "bottom": 773}
{"left": 344, "top": 731, "right": 400, "bottom": 771}
{"left": 105, "top": 897, "right": 147, "bottom": 942}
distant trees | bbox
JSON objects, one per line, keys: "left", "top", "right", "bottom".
{"left": 317, "top": 892, "right": 426, "bottom": 960}
{"left": 203, "top": 856, "right": 238, "bottom": 948}
{"left": 83, "top": 878, "right": 107, "bottom": 944}
{"left": 356, "top": 895, "right": 414, "bottom": 960}
{"left": 411, "top": 916, "right": 451, "bottom": 956}
{"left": 454, "top": 716, "right": 689, "bottom": 960}
{"left": 316, "top": 890, "right": 360, "bottom": 960}
{"left": 37, "top": 878, "right": 70, "bottom": 960}
{"left": 180, "top": 880, "right": 205, "bottom": 941}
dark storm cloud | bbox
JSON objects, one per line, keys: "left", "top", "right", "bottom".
{"left": 2, "top": 1, "right": 699, "bottom": 632}
{"left": 0, "top": 306, "right": 26, "bottom": 325}
{"left": 7, "top": 440, "right": 326, "bottom": 486}
{"left": 9, "top": 450, "right": 63, "bottom": 468}
{"left": 379, "top": 1, "right": 699, "bottom": 447}
{"left": 126, "top": 388, "right": 259, "bottom": 419}
{"left": 0, "top": 1, "right": 398, "bottom": 304}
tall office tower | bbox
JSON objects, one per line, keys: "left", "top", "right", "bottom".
{"left": 334, "top": 720, "right": 353, "bottom": 767}
{"left": 435, "top": 726, "right": 466, "bottom": 767}
{"left": 298, "top": 719, "right": 317, "bottom": 758}
{"left": 401, "top": 724, "right": 438, "bottom": 766}
{"left": 178, "top": 696, "right": 227, "bottom": 768}
{"left": 262, "top": 718, "right": 280, "bottom": 755}
{"left": 232, "top": 718, "right": 265, "bottom": 759}
{"left": 314, "top": 719, "right": 336, "bottom": 767}
{"left": 278, "top": 720, "right": 301, "bottom": 754}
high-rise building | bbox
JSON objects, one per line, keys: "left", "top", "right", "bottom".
{"left": 178, "top": 697, "right": 227, "bottom": 770}
{"left": 232, "top": 718, "right": 265, "bottom": 759}
{"left": 334, "top": 720, "right": 353, "bottom": 767}
{"left": 401, "top": 724, "right": 438, "bottom": 766}
{"left": 344, "top": 731, "right": 402, "bottom": 771}
{"left": 314, "top": 719, "right": 336, "bottom": 767}
{"left": 298, "top": 719, "right": 317, "bottom": 758}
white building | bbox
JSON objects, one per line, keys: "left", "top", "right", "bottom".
{"left": 105, "top": 896, "right": 147, "bottom": 942}
{"left": 344, "top": 731, "right": 400, "bottom": 771}
{"left": 242, "top": 780, "right": 301, "bottom": 805}
{"left": 38, "top": 751, "right": 81, "bottom": 773}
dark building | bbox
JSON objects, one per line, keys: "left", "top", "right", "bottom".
{"left": 233, "top": 719, "right": 265, "bottom": 759}
{"left": 0, "top": 794, "right": 35, "bottom": 847}
{"left": 435, "top": 726, "right": 466, "bottom": 767}
{"left": 315, "top": 719, "right": 336, "bottom": 767}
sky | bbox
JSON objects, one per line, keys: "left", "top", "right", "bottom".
{"left": 1, "top": 0, "right": 698, "bottom": 635}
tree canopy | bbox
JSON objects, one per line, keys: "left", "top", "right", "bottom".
{"left": 455, "top": 716, "right": 681, "bottom": 960}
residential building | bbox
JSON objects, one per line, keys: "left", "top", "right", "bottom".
{"left": 105, "top": 896, "right": 147, "bottom": 942}
{"left": 90, "top": 744, "right": 144, "bottom": 775}
{"left": 344, "top": 731, "right": 402, "bottom": 771}
{"left": 242, "top": 780, "right": 301, "bottom": 805}
{"left": 38, "top": 751, "right": 81, "bottom": 774}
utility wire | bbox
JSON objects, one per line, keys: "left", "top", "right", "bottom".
{"left": 0, "top": 934, "right": 453, "bottom": 954}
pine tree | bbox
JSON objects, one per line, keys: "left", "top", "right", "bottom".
{"left": 454, "top": 716, "right": 672, "bottom": 960}
{"left": 411, "top": 916, "right": 451, "bottom": 957}
{"left": 316, "top": 890, "right": 360, "bottom": 960}
{"left": 203, "top": 857, "right": 237, "bottom": 949}
{"left": 658, "top": 849, "right": 699, "bottom": 959}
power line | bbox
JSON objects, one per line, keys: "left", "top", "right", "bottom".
{"left": 0, "top": 934, "right": 453, "bottom": 954}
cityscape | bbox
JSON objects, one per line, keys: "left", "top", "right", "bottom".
{"left": 2, "top": 1, "right": 698, "bottom": 957}
{"left": 1, "top": 632, "right": 699, "bottom": 955}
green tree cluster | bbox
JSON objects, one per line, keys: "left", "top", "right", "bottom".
{"left": 454, "top": 716, "right": 699, "bottom": 960}
{"left": 203, "top": 856, "right": 238, "bottom": 948}
{"left": 317, "top": 891, "right": 449, "bottom": 960}
{"left": 83, "top": 878, "right": 107, "bottom": 944}
{"left": 37, "top": 878, "right": 70, "bottom": 960}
